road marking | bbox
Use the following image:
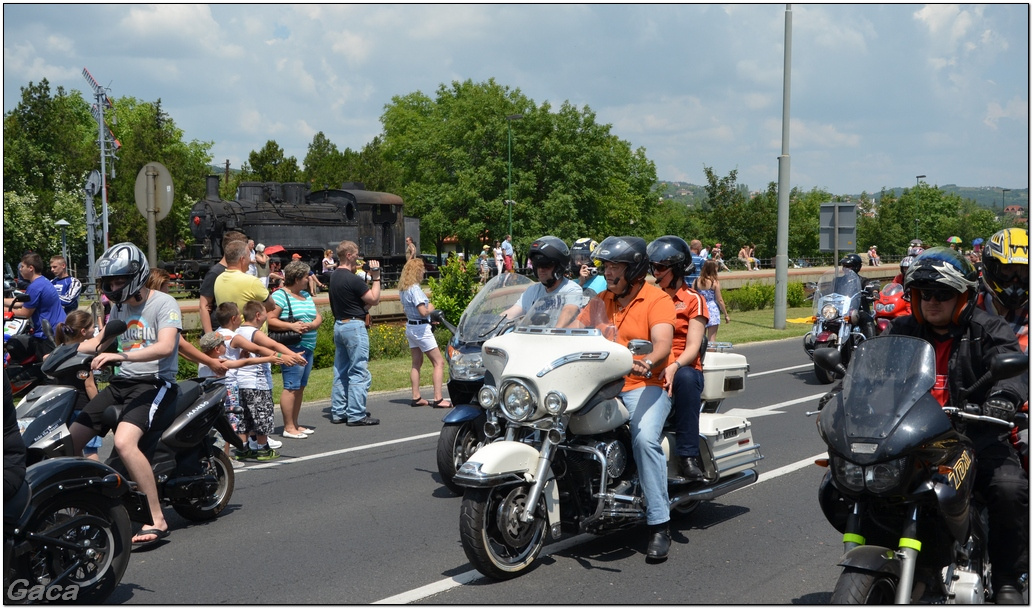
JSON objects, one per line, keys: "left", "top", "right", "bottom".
{"left": 722, "top": 392, "right": 825, "bottom": 418}
{"left": 235, "top": 432, "right": 439, "bottom": 471}
{"left": 748, "top": 363, "right": 811, "bottom": 378}
{"left": 371, "top": 451, "right": 827, "bottom": 604}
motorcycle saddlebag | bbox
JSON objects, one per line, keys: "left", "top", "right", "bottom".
{"left": 698, "top": 413, "right": 762, "bottom": 478}
{"left": 700, "top": 351, "right": 748, "bottom": 402}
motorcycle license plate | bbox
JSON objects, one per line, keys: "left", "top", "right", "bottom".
{"left": 5, "top": 319, "right": 23, "bottom": 335}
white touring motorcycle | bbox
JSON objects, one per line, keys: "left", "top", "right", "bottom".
{"left": 454, "top": 293, "right": 763, "bottom": 580}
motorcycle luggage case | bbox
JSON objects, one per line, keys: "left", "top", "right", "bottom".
{"left": 700, "top": 351, "right": 748, "bottom": 402}
{"left": 698, "top": 414, "right": 761, "bottom": 477}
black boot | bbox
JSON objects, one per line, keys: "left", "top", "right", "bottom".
{"left": 646, "top": 522, "right": 671, "bottom": 561}
{"left": 993, "top": 583, "right": 1024, "bottom": 605}
{"left": 677, "top": 456, "right": 705, "bottom": 481}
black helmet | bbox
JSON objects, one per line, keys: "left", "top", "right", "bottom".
{"left": 839, "top": 253, "right": 862, "bottom": 274}
{"left": 592, "top": 236, "right": 649, "bottom": 290}
{"left": 646, "top": 236, "right": 694, "bottom": 281}
{"left": 96, "top": 242, "right": 149, "bottom": 304}
{"left": 903, "top": 246, "right": 978, "bottom": 325}
{"left": 527, "top": 236, "right": 570, "bottom": 288}
{"left": 981, "top": 228, "right": 1029, "bottom": 310}
{"left": 570, "top": 238, "right": 598, "bottom": 274}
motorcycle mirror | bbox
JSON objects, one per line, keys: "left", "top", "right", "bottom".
{"left": 627, "top": 339, "right": 653, "bottom": 356}
{"left": 96, "top": 320, "right": 128, "bottom": 352}
{"left": 813, "top": 348, "right": 841, "bottom": 372}
{"left": 429, "top": 309, "right": 445, "bottom": 323}
{"left": 14, "top": 293, "right": 29, "bottom": 303}
{"left": 990, "top": 352, "right": 1029, "bottom": 381}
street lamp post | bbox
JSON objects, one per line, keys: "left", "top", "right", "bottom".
{"left": 55, "top": 219, "right": 71, "bottom": 262}
{"left": 915, "top": 174, "right": 925, "bottom": 186}
{"left": 913, "top": 176, "right": 925, "bottom": 239}
{"left": 506, "top": 113, "right": 523, "bottom": 239}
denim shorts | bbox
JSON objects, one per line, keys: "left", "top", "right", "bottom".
{"left": 280, "top": 346, "right": 314, "bottom": 390}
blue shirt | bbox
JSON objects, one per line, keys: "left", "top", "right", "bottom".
{"left": 501, "top": 240, "right": 514, "bottom": 257}
{"left": 400, "top": 284, "right": 431, "bottom": 322}
{"left": 52, "top": 275, "right": 82, "bottom": 312}
{"left": 24, "top": 276, "right": 66, "bottom": 338}
{"left": 686, "top": 253, "right": 705, "bottom": 288}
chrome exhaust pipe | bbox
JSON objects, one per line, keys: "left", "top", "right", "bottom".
{"left": 669, "top": 469, "right": 758, "bottom": 508}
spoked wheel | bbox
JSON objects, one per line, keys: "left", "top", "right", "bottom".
{"left": 831, "top": 567, "right": 898, "bottom": 604}
{"left": 19, "top": 496, "right": 132, "bottom": 603}
{"left": 436, "top": 416, "right": 485, "bottom": 495}
{"left": 172, "top": 451, "right": 234, "bottom": 521}
{"left": 459, "top": 485, "right": 547, "bottom": 580}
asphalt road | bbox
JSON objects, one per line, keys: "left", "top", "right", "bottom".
{"left": 110, "top": 336, "right": 847, "bottom": 604}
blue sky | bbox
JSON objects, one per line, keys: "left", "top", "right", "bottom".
{"left": 4, "top": 4, "right": 1028, "bottom": 195}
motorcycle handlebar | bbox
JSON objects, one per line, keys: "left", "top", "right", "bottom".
{"left": 943, "top": 406, "right": 1015, "bottom": 429}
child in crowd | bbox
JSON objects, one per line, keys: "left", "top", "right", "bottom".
{"left": 212, "top": 302, "right": 298, "bottom": 461}
{"left": 233, "top": 300, "right": 303, "bottom": 460}
{"left": 53, "top": 310, "right": 103, "bottom": 461}
{"left": 198, "top": 330, "right": 279, "bottom": 456}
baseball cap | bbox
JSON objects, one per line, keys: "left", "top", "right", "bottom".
{"left": 199, "top": 332, "right": 223, "bottom": 353}
{"left": 291, "top": 253, "right": 302, "bottom": 260}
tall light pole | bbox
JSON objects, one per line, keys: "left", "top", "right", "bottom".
{"left": 55, "top": 219, "right": 70, "bottom": 262}
{"left": 506, "top": 113, "right": 523, "bottom": 239}
{"left": 915, "top": 174, "right": 925, "bottom": 186}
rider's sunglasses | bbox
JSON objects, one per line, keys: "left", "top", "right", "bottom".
{"left": 651, "top": 263, "right": 670, "bottom": 274}
{"left": 917, "top": 288, "right": 957, "bottom": 302}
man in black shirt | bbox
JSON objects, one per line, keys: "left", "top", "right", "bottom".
{"left": 328, "top": 240, "right": 382, "bottom": 426}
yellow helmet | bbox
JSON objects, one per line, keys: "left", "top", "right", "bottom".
{"left": 981, "top": 228, "right": 1029, "bottom": 309}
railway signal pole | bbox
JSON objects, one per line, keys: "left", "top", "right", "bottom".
{"left": 82, "top": 67, "right": 119, "bottom": 251}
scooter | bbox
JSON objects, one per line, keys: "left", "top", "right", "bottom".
{"left": 809, "top": 337, "right": 1028, "bottom": 603}
{"left": 802, "top": 268, "right": 877, "bottom": 384}
{"left": 434, "top": 272, "right": 533, "bottom": 495}
{"left": 17, "top": 320, "right": 243, "bottom": 522}
{"left": 454, "top": 293, "right": 762, "bottom": 580}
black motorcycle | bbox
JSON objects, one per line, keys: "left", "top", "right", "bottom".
{"left": 17, "top": 321, "right": 242, "bottom": 522}
{"left": 811, "top": 336, "right": 1027, "bottom": 603}
{"left": 4, "top": 292, "right": 55, "bottom": 399}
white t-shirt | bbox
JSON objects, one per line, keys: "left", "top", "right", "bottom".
{"left": 198, "top": 327, "right": 241, "bottom": 383}
{"left": 517, "top": 277, "right": 583, "bottom": 315}
{"left": 233, "top": 325, "right": 271, "bottom": 390}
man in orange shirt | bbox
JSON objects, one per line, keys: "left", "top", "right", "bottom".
{"left": 580, "top": 236, "right": 675, "bottom": 561}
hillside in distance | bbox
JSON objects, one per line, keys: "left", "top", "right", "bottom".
{"left": 659, "top": 181, "right": 1028, "bottom": 210}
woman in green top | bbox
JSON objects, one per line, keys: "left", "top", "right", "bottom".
{"left": 269, "top": 261, "right": 323, "bottom": 439}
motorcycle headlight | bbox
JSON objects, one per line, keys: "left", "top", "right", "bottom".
{"left": 821, "top": 304, "right": 840, "bottom": 321}
{"left": 883, "top": 303, "right": 894, "bottom": 314}
{"left": 832, "top": 457, "right": 866, "bottom": 493}
{"left": 874, "top": 303, "right": 884, "bottom": 313}
{"left": 449, "top": 350, "right": 485, "bottom": 381}
{"left": 865, "top": 457, "right": 909, "bottom": 494}
{"left": 17, "top": 417, "right": 33, "bottom": 435}
{"left": 500, "top": 380, "right": 536, "bottom": 421}
{"left": 477, "top": 385, "right": 498, "bottom": 408}
{"left": 543, "top": 391, "right": 567, "bottom": 415}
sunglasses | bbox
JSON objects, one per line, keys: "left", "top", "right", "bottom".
{"left": 651, "top": 263, "right": 671, "bottom": 273}
{"left": 917, "top": 288, "right": 957, "bottom": 302}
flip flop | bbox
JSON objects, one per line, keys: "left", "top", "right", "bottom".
{"left": 132, "top": 528, "right": 170, "bottom": 551}
{"left": 410, "top": 398, "right": 430, "bottom": 407}
{"left": 430, "top": 399, "right": 453, "bottom": 409}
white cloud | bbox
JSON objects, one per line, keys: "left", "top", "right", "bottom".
{"left": 984, "top": 97, "right": 1030, "bottom": 129}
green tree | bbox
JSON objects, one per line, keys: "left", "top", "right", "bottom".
{"left": 244, "top": 140, "right": 300, "bottom": 183}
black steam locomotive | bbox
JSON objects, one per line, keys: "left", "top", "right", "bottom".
{"left": 165, "top": 176, "right": 419, "bottom": 289}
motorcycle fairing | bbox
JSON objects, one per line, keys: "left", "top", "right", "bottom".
{"left": 159, "top": 383, "right": 228, "bottom": 450}
{"left": 455, "top": 440, "right": 561, "bottom": 532}
{"left": 819, "top": 336, "right": 948, "bottom": 466}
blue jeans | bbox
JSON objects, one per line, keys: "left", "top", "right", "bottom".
{"left": 622, "top": 385, "right": 671, "bottom": 526}
{"left": 671, "top": 366, "right": 704, "bottom": 458}
{"left": 331, "top": 320, "right": 372, "bottom": 422}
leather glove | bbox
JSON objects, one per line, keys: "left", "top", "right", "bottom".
{"left": 983, "top": 397, "right": 1017, "bottom": 422}
{"left": 817, "top": 382, "right": 843, "bottom": 411}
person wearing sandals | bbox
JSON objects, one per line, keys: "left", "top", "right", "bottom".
{"left": 398, "top": 258, "right": 451, "bottom": 408}
{"left": 270, "top": 260, "right": 323, "bottom": 438}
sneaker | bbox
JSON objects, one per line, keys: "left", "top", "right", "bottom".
{"left": 255, "top": 445, "right": 280, "bottom": 461}
{"left": 232, "top": 447, "right": 257, "bottom": 460}
{"left": 250, "top": 437, "right": 283, "bottom": 450}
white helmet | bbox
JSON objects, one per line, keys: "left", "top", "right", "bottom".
{"left": 96, "top": 242, "right": 149, "bottom": 304}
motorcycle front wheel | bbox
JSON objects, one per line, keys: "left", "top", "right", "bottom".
{"left": 15, "top": 496, "right": 132, "bottom": 603}
{"left": 459, "top": 485, "right": 547, "bottom": 580}
{"left": 436, "top": 416, "right": 486, "bottom": 496}
{"left": 830, "top": 567, "right": 898, "bottom": 604}
{"left": 172, "top": 450, "right": 235, "bottom": 521}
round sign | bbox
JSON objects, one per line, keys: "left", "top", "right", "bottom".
{"left": 134, "top": 162, "right": 174, "bottom": 222}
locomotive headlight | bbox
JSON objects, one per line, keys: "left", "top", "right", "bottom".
{"left": 500, "top": 381, "right": 536, "bottom": 421}
{"left": 865, "top": 457, "right": 909, "bottom": 494}
{"left": 821, "top": 304, "right": 840, "bottom": 321}
{"left": 832, "top": 457, "right": 866, "bottom": 493}
{"left": 477, "top": 385, "right": 498, "bottom": 409}
{"left": 543, "top": 391, "right": 567, "bottom": 415}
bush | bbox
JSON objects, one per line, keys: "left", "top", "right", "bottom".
{"left": 786, "top": 282, "right": 807, "bottom": 308}
{"left": 427, "top": 256, "right": 478, "bottom": 324}
{"left": 724, "top": 281, "right": 807, "bottom": 312}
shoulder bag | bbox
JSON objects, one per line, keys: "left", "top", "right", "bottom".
{"left": 268, "top": 293, "right": 303, "bottom": 346}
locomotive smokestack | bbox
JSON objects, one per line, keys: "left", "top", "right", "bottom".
{"left": 206, "top": 175, "right": 220, "bottom": 200}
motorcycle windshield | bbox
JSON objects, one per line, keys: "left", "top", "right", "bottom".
{"left": 456, "top": 273, "right": 534, "bottom": 343}
{"left": 515, "top": 291, "right": 616, "bottom": 337}
{"left": 820, "top": 335, "right": 940, "bottom": 463}
{"left": 812, "top": 268, "right": 863, "bottom": 317}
